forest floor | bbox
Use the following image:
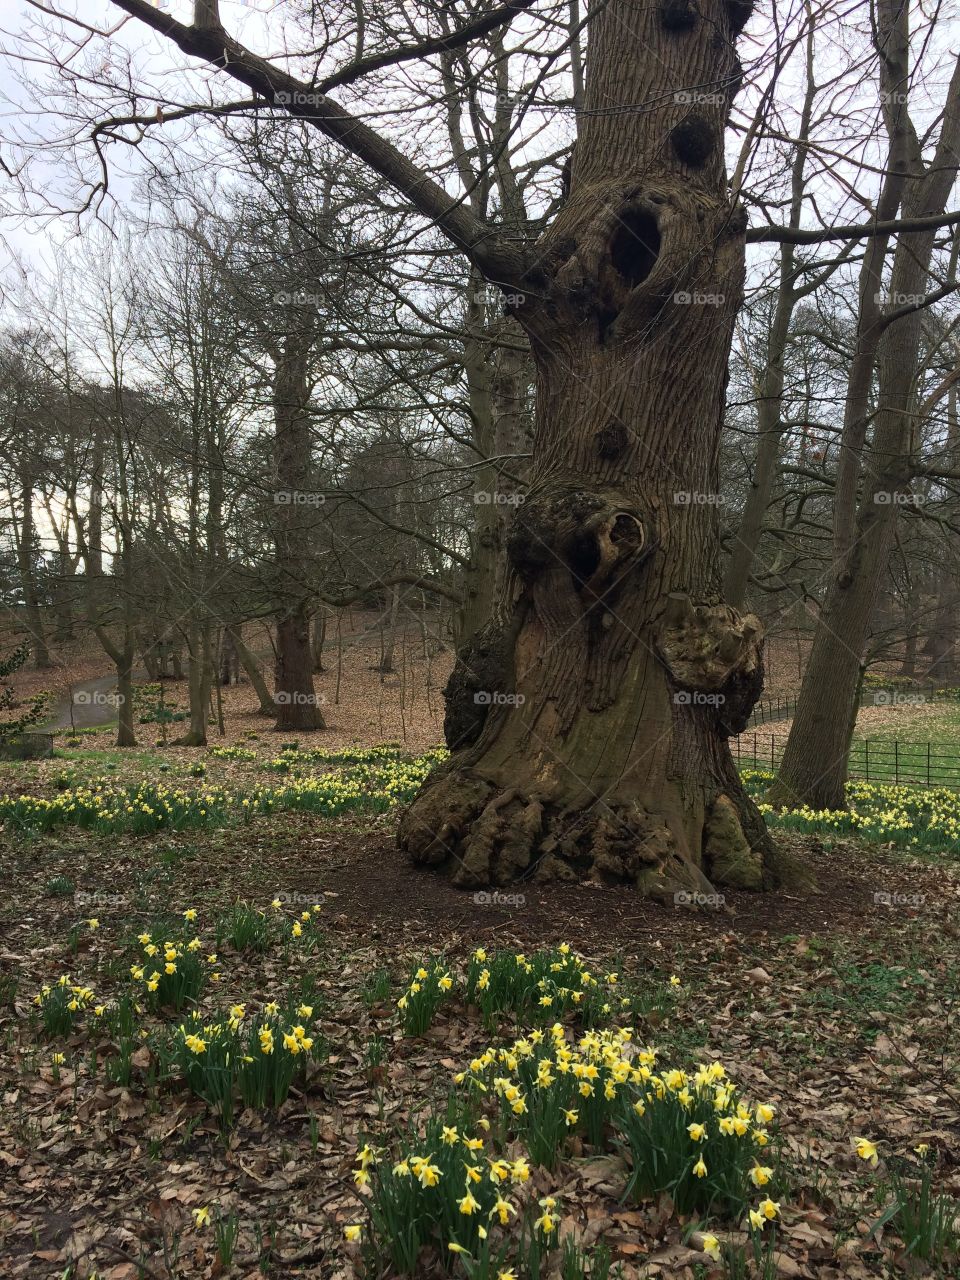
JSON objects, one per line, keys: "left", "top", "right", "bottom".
{"left": 1, "top": 800, "right": 959, "bottom": 1279}
{"left": 1, "top": 621, "right": 959, "bottom": 1278}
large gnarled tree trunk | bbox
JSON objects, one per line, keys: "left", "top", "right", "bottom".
{"left": 400, "top": 0, "right": 774, "bottom": 896}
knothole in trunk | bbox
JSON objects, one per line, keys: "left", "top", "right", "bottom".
{"left": 609, "top": 208, "right": 661, "bottom": 286}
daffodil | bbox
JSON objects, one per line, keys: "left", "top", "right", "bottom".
{"left": 701, "top": 1233, "right": 721, "bottom": 1260}
{"left": 417, "top": 1161, "right": 441, "bottom": 1188}
{"left": 192, "top": 1207, "right": 210, "bottom": 1227}
{"left": 853, "top": 1136, "right": 879, "bottom": 1166}
{"left": 492, "top": 1196, "right": 515, "bottom": 1226}
{"left": 458, "top": 1189, "right": 481, "bottom": 1215}
{"left": 343, "top": 1224, "right": 361, "bottom": 1242}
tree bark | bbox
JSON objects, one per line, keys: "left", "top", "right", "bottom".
{"left": 896, "top": 619, "right": 918, "bottom": 678}
{"left": 228, "top": 624, "right": 275, "bottom": 715}
{"left": 724, "top": 16, "right": 818, "bottom": 608}
{"left": 116, "top": 647, "right": 136, "bottom": 747}
{"left": 272, "top": 319, "right": 325, "bottom": 731}
{"left": 378, "top": 582, "right": 402, "bottom": 675}
{"left": 400, "top": 0, "right": 773, "bottom": 895}
{"left": 173, "top": 619, "right": 213, "bottom": 746}
{"left": 17, "top": 475, "right": 51, "bottom": 669}
{"left": 769, "top": 28, "right": 960, "bottom": 810}
{"left": 458, "top": 302, "right": 533, "bottom": 644}
{"left": 311, "top": 608, "right": 327, "bottom": 673}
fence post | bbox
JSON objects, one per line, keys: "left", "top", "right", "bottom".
{"left": 771, "top": 734, "right": 775, "bottom": 770}
{"left": 894, "top": 738, "right": 898, "bottom": 785}
{"left": 865, "top": 739, "right": 869, "bottom": 782}
{"left": 927, "top": 740, "right": 931, "bottom": 786}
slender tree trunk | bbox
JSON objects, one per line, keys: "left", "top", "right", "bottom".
{"left": 924, "top": 380, "right": 959, "bottom": 680}
{"left": 770, "top": 33, "right": 960, "bottom": 809}
{"left": 312, "top": 608, "right": 327, "bottom": 672}
{"left": 219, "top": 626, "right": 240, "bottom": 685}
{"left": 116, "top": 640, "right": 136, "bottom": 747}
{"left": 228, "top": 625, "right": 275, "bottom": 715}
{"left": 458, "top": 308, "right": 533, "bottom": 644}
{"left": 724, "top": 18, "right": 818, "bottom": 608}
{"left": 401, "top": 0, "right": 772, "bottom": 894}
{"left": 17, "top": 476, "right": 51, "bottom": 669}
{"left": 272, "top": 323, "right": 325, "bottom": 730}
{"left": 379, "top": 583, "right": 402, "bottom": 674}
{"left": 174, "top": 620, "right": 212, "bottom": 746}
{"left": 925, "top": 570, "right": 959, "bottom": 680}
{"left": 275, "top": 606, "right": 324, "bottom": 730}
{"left": 897, "top": 620, "right": 918, "bottom": 678}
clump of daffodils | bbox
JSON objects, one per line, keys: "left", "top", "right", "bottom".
{"left": 34, "top": 975, "right": 96, "bottom": 1037}
{"left": 457, "top": 1024, "right": 777, "bottom": 1214}
{"left": 351, "top": 1109, "right": 535, "bottom": 1275}
{"left": 397, "top": 960, "right": 455, "bottom": 1035}
{"left": 133, "top": 916, "right": 216, "bottom": 1011}
{"left": 156, "top": 995, "right": 322, "bottom": 1126}
{"left": 465, "top": 944, "right": 619, "bottom": 1029}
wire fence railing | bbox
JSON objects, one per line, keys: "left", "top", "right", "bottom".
{"left": 746, "top": 684, "right": 959, "bottom": 728}
{"left": 733, "top": 731, "right": 960, "bottom": 789}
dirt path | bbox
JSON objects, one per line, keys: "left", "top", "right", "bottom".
{"left": 41, "top": 674, "right": 128, "bottom": 732}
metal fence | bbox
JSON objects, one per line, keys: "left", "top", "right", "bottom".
{"left": 746, "top": 684, "right": 957, "bottom": 729}
{"left": 733, "top": 731, "right": 960, "bottom": 789}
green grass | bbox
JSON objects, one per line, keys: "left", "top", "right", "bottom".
{"left": 849, "top": 704, "right": 960, "bottom": 787}
{"left": 0, "top": 750, "right": 446, "bottom": 837}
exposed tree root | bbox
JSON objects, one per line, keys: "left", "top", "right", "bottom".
{"left": 399, "top": 769, "right": 777, "bottom": 901}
